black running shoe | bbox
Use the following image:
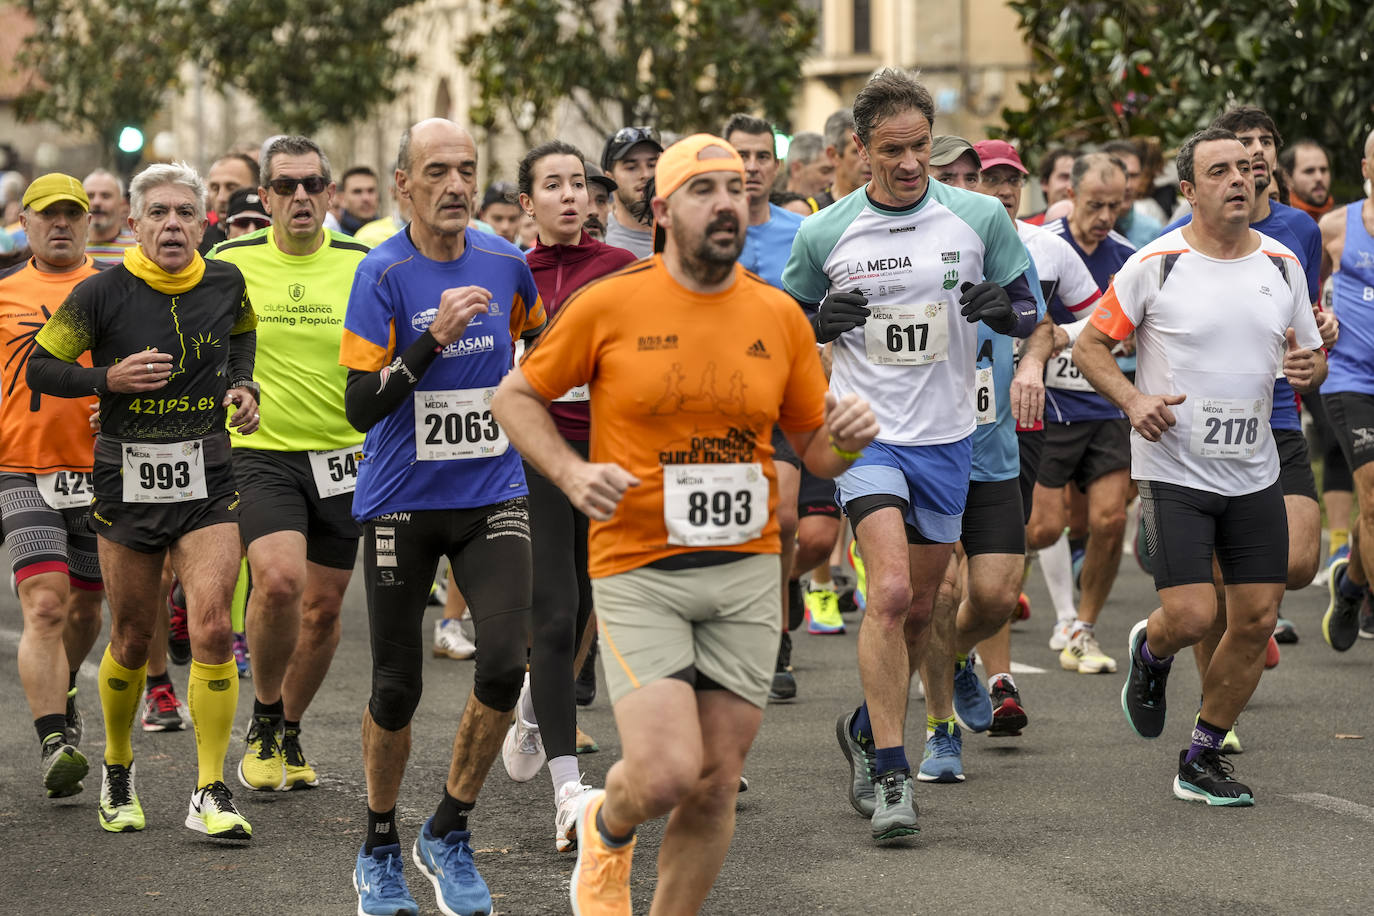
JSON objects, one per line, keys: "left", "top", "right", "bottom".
{"left": 987, "top": 675, "right": 1028, "bottom": 737}
{"left": 1173, "top": 748, "right": 1254, "bottom": 806}
{"left": 167, "top": 580, "right": 191, "bottom": 666}
{"left": 837, "top": 587, "right": 859, "bottom": 616}
{"left": 1323, "top": 557, "right": 1363, "bottom": 651}
{"left": 769, "top": 631, "right": 796, "bottom": 702}
{"left": 1360, "top": 594, "right": 1374, "bottom": 641}
{"left": 1122, "top": 619, "right": 1169, "bottom": 738}
{"left": 787, "top": 578, "right": 805, "bottom": 631}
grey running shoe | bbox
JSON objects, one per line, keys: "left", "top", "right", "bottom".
{"left": 42, "top": 739, "right": 88, "bottom": 798}
{"left": 870, "top": 770, "right": 919, "bottom": 841}
{"left": 835, "top": 709, "right": 877, "bottom": 817}
{"left": 66, "top": 687, "right": 83, "bottom": 748}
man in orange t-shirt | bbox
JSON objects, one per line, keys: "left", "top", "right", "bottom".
{"left": 494, "top": 134, "right": 878, "bottom": 915}
{"left": 0, "top": 173, "right": 105, "bottom": 800}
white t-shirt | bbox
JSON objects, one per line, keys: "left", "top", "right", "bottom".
{"left": 1017, "top": 220, "right": 1100, "bottom": 313}
{"left": 1090, "top": 228, "right": 1321, "bottom": 496}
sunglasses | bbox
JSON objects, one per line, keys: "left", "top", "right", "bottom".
{"left": 266, "top": 175, "right": 329, "bottom": 196}
{"left": 610, "top": 126, "right": 660, "bottom": 148}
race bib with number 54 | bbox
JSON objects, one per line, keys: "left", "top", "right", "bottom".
{"left": 308, "top": 445, "right": 364, "bottom": 498}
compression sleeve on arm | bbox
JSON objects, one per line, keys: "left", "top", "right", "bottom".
{"left": 26, "top": 344, "right": 109, "bottom": 398}
{"left": 227, "top": 329, "right": 256, "bottom": 384}
{"left": 1005, "top": 272, "right": 1039, "bottom": 339}
{"left": 344, "top": 330, "right": 444, "bottom": 432}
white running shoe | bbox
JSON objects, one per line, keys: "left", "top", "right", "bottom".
{"left": 554, "top": 778, "right": 594, "bottom": 852}
{"left": 1049, "top": 619, "right": 1074, "bottom": 651}
{"left": 433, "top": 618, "right": 476, "bottom": 660}
{"left": 501, "top": 675, "right": 545, "bottom": 782}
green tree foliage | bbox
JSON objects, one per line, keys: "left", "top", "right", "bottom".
{"left": 1001, "top": 0, "right": 1374, "bottom": 181}
{"left": 460, "top": 0, "right": 819, "bottom": 144}
{"left": 15, "top": 0, "right": 421, "bottom": 151}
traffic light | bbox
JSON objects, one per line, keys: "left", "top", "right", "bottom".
{"left": 114, "top": 125, "right": 144, "bottom": 178}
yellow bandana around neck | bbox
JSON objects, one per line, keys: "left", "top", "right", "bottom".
{"left": 124, "top": 244, "right": 206, "bottom": 294}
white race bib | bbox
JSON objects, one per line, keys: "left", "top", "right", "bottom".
{"left": 975, "top": 366, "right": 996, "bottom": 426}
{"left": 121, "top": 441, "right": 208, "bottom": 503}
{"left": 308, "top": 445, "right": 364, "bottom": 498}
{"left": 36, "top": 470, "right": 93, "bottom": 510}
{"left": 1189, "top": 397, "right": 1268, "bottom": 459}
{"left": 414, "top": 388, "right": 509, "bottom": 461}
{"left": 1045, "top": 349, "right": 1095, "bottom": 392}
{"left": 554, "top": 385, "right": 589, "bottom": 404}
{"left": 864, "top": 303, "right": 949, "bottom": 366}
{"left": 663, "top": 463, "right": 769, "bottom": 547}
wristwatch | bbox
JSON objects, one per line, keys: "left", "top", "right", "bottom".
{"left": 229, "top": 378, "right": 261, "bottom": 403}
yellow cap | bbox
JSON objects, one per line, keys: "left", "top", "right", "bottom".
{"left": 654, "top": 134, "right": 745, "bottom": 200}
{"left": 22, "top": 173, "right": 90, "bottom": 213}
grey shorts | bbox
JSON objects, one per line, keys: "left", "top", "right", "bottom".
{"left": 591, "top": 552, "right": 781, "bottom": 709}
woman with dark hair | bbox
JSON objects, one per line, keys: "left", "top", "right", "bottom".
{"left": 500, "top": 139, "right": 637, "bottom": 852}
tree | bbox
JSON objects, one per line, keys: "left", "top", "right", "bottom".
{"left": 1000, "top": 0, "right": 1374, "bottom": 184}
{"left": 14, "top": 0, "right": 422, "bottom": 152}
{"left": 459, "top": 0, "right": 819, "bottom": 146}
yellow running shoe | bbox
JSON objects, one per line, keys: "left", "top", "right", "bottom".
{"left": 1059, "top": 627, "right": 1117, "bottom": 674}
{"left": 98, "top": 762, "right": 144, "bottom": 833}
{"left": 186, "top": 781, "right": 252, "bottom": 840}
{"left": 280, "top": 727, "right": 319, "bottom": 790}
{"left": 805, "top": 585, "right": 845, "bottom": 634}
{"left": 237, "top": 715, "right": 285, "bottom": 791}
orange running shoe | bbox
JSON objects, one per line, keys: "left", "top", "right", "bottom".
{"left": 570, "top": 789, "right": 634, "bottom": 916}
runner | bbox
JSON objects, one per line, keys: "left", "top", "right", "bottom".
{"left": 494, "top": 131, "right": 876, "bottom": 915}
{"left": 342, "top": 118, "right": 544, "bottom": 916}
{"left": 28, "top": 161, "right": 260, "bottom": 839}
{"left": 210, "top": 134, "right": 369, "bottom": 793}
{"left": 781, "top": 69, "right": 1038, "bottom": 842}
{"left": 1318, "top": 127, "right": 1374, "bottom": 649}
{"left": 601, "top": 126, "right": 663, "bottom": 257}
{"left": 1078, "top": 126, "right": 1323, "bottom": 805}
{"left": 0, "top": 173, "right": 104, "bottom": 799}
{"left": 497, "top": 139, "right": 635, "bottom": 851}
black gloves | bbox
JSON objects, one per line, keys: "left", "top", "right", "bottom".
{"left": 812, "top": 289, "right": 870, "bottom": 343}
{"left": 959, "top": 281, "right": 1015, "bottom": 335}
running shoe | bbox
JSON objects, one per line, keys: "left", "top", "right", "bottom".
{"left": 354, "top": 843, "right": 419, "bottom": 916}
{"left": 805, "top": 585, "right": 845, "bottom": 634}
{"left": 870, "top": 769, "right": 920, "bottom": 841}
{"left": 987, "top": 675, "right": 1028, "bottom": 738}
{"left": 238, "top": 714, "right": 285, "bottom": 791}
{"left": 1014, "top": 592, "right": 1031, "bottom": 622}
{"left": 232, "top": 631, "right": 251, "bottom": 678}
{"left": 917, "top": 721, "right": 964, "bottom": 783}
{"left": 1048, "top": 618, "right": 1073, "bottom": 652}
{"left": 837, "top": 587, "right": 860, "bottom": 616}
{"left": 66, "top": 686, "right": 83, "bottom": 748}
{"left": 281, "top": 726, "right": 319, "bottom": 790}
{"left": 769, "top": 631, "right": 796, "bottom": 702}
{"left": 186, "top": 780, "right": 252, "bottom": 839}
{"left": 433, "top": 618, "right": 476, "bottom": 660}
{"left": 98, "top": 762, "right": 144, "bottom": 833}
{"left": 1312, "top": 543, "right": 1350, "bottom": 589}
{"left": 1060, "top": 627, "right": 1117, "bottom": 674}
{"left": 41, "top": 737, "right": 88, "bottom": 798}
{"left": 575, "top": 725, "right": 600, "bottom": 754}
{"left": 1121, "top": 619, "right": 1168, "bottom": 739}
{"left": 1323, "top": 555, "right": 1363, "bottom": 651}
{"left": 167, "top": 579, "right": 191, "bottom": 666}
{"left": 1173, "top": 748, "right": 1254, "bottom": 806}
{"left": 1360, "top": 594, "right": 1374, "bottom": 640}
{"left": 413, "top": 819, "right": 492, "bottom": 916}
{"left": 1264, "top": 634, "right": 1281, "bottom": 669}
{"left": 570, "top": 790, "right": 633, "bottom": 916}
{"left": 555, "top": 778, "right": 595, "bottom": 853}
{"left": 787, "top": 578, "right": 805, "bottom": 631}
{"left": 1272, "top": 617, "right": 1299, "bottom": 644}
{"left": 501, "top": 675, "right": 545, "bottom": 782}
{"left": 835, "top": 709, "right": 878, "bottom": 816}
{"left": 576, "top": 643, "right": 597, "bottom": 707}
{"left": 952, "top": 653, "right": 993, "bottom": 733}
{"left": 141, "top": 681, "right": 185, "bottom": 732}
{"left": 428, "top": 574, "right": 447, "bottom": 607}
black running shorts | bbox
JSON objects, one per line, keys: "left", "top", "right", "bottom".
{"left": 234, "top": 448, "right": 362, "bottom": 569}
{"left": 1273, "top": 428, "right": 1317, "bottom": 502}
{"left": 1037, "top": 419, "right": 1131, "bottom": 491}
{"left": 1137, "top": 480, "right": 1287, "bottom": 590}
{"left": 961, "top": 478, "right": 1026, "bottom": 557}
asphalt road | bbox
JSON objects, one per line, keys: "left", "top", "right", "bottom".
{"left": 1, "top": 549, "right": 1371, "bottom": 915}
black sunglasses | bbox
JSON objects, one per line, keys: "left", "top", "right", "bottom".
{"left": 267, "top": 175, "right": 329, "bottom": 196}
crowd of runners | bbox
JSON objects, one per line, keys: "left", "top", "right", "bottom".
{"left": 1, "top": 66, "right": 1372, "bottom": 915}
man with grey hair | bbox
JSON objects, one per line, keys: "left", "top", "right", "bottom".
{"left": 784, "top": 130, "right": 835, "bottom": 209}
{"left": 210, "top": 135, "right": 369, "bottom": 794}
{"left": 83, "top": 169, "right": 135, "bottom": 265}
{"left": 28, "top": 160, "right": 261, "bottom": 841}
{"left": 816, "top": 108, "right": 872, "bottom": 209}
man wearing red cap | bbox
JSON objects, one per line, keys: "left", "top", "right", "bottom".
{"left": 495, "top": 133, "right": 878, "bottom": 915}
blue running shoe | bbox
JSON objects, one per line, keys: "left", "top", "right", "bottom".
{"left": 354, "top": 843, "right": 418, "bottom": 916}
{"left": 952, "top": 653, "right": 992, "bottom": 733}
{"left": 917, "top": 721, "right": 964, "bottom": 783}
{"left": 412, "top": 820, "right": 492, "bottom": 916}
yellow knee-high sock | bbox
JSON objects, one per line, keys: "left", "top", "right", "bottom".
{"left": 99, "top": 644, "right": 146, "bottom": 767}
{"left": 187, "top": 659, "right": 239, "bottom": 789}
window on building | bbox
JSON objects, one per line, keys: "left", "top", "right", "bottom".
{"left": 853, "top": 0, "right": 871, "bottom": 55}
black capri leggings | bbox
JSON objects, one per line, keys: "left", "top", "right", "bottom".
{"left": 525, "top": 438, "right": 593, "bottom": 760}
{"left": 364, "top": 500, "right": 532, "bottom": 731}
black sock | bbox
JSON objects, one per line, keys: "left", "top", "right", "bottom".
{"left": 68, "top": 670, "right": 78, "bottom": 692}
{"left": 364, "top": 806, "right": 398, "bottom": 853}
{"left": 253, "top": 698, "right": 284, "bottom": 720}
{"left": 146, "top": 671, "right": 171, "bottom": 688}
{"left": 595, "top": 805, "right": 635, "bottom": 847}
{"left": 35, "top": 713, "right": 67, "bottom": 748}
{"left": 282, "top": 718, "right": 300, "bottom": 735}
{"left": 430, "top": 788, "right": 474, "bottom": 837}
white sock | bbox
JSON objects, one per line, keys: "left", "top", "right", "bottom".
{"left": 518, "top": 673, "right": 537, "bottom": 724}
{"left": 1072, "top": 620, "right": 1094, "bottom": 636}
{"left": 1040, "top": 533, "right": 1077, "bottom": 623}
{"left": 548, "top": 755, "right": 580, "bottom": 793}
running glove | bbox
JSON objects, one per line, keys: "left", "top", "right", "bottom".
{"left": 959, "top": 281, "right": 1015, "bottom": 335}
{"left": 812, "top": 289, "right": 871, "bottom": 343}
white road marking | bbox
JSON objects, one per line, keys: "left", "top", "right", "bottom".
{"left": 1289, "top": 792, "right": 1374, "bottom": 824}
{"left": 1010, "top": 661, "right": 1048, "bottom": 674}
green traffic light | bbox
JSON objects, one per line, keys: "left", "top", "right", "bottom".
{"left": 117, "top": 126, "right": 144, "bottom": 154}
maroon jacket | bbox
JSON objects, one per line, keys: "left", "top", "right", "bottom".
{"left": 524, "top": 231, "right": 638, "bottom": 439}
